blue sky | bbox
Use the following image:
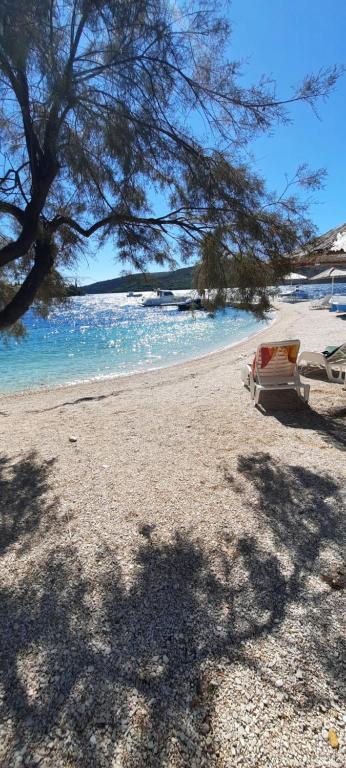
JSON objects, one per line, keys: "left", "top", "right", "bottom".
{"left": 76, "top": 0, "right": 346, "bottom": 285}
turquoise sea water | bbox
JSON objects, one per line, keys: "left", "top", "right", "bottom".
{"left": 2, "top": 284, "right": 344, "bottom": 394}
{"left": 0, "top": 292, "right": 270, "bottom": 393}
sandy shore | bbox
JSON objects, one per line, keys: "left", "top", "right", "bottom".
{"left": 0, "top": 302, "right": 345, "bottom": 768}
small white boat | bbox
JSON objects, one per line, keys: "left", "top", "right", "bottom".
{"left": 142, "top": 289, "right": 179, "bottom": 307}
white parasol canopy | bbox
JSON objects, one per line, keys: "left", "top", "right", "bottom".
{"left": 286, "top": 272, "right": 307, "bottom": 281}
{"left": 310, "top": 267, "right": 346, "bottom": 294}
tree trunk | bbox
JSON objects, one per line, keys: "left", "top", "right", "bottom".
{"left": 0, "top": 239, "right": 54, "bottom": 330}
{"left": 0, "top": 161, "right": 59, "bottom": 269}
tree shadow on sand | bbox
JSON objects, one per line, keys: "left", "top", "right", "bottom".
{"left": 269, "top": 403, "right": 346, "bottom": 452}
{"left": 0, "top": 452, "right": 57, "bottom": 555}
{"left": 0, "top": 451, "right": 345, "bottom": 767}
{"left": 237, "top": 451, "right": 345, "bottom": 697}
{"left": 252, "top": 385, "right": 346, "bottom": 452}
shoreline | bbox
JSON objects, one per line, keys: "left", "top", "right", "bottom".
{"left": 1, "top": 307, "right": 277, "bottom": 400}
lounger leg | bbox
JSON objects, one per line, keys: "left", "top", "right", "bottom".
{"left": 254, "top": 386, "right": 260, "bottom": 406}
{"left": 241, "top": 364, "right": 251, "bottom": 388}
{"left": 326, "top": 365, "right": 335, "bottom": 382}
{"left": 296, "top": 379, "right": 309, "bottom": 402}
{"left": 303, "top": 383, "right": 310, "bottom": 402}
{"left": 327, "top": 365, "right": 346, "bottom": 384}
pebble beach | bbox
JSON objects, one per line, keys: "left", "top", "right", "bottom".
{"left": 0, "top": 301, "right": 345, "bottom": 768}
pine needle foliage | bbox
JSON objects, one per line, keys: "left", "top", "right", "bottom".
{"left": 0, "top": 0, "right": 341, "bottom": 332}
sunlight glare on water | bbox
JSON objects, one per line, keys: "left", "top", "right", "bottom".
{"left": 0, "top": 292, "right": 271, "bottom": 392}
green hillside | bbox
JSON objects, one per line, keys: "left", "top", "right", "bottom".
{"left": 82, "top": 266, "right": 196, "bottom": 294}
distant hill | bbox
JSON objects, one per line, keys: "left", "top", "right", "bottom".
{"left": 82, "top": 265, "right": 196, "bottom": 294}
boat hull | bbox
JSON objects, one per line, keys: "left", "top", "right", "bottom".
{"left": 142, "top": 298, "right": 176, "bottom": 307}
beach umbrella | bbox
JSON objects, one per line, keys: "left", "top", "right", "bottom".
{"left": 310, "top": 267, "right": 346, "bottom": 294}
{"left": 286, "top": 272, "right": 307, "bottom": 281}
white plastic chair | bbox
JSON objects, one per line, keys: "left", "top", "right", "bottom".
{"left": 241, "top": 339, "right": 310, "bottom": 406}
{"left": 298, "top": 344, "right": 346, "bottom": 384}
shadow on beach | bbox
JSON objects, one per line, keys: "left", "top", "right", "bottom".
{"left": 270, "top": 403, "right": 346, "bottom": 452}
{"left": 0, "top": 450, "right": 344, "bottom": 766}
{"left": 252, "top": 388, "right": 346, "bottom": 453}
{"left": 0, "top": 452, "right": 58, "bottom": 556}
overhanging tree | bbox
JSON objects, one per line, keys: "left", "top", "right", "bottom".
{"left": 0, "top": 0, "right": 341, "bottom": 332}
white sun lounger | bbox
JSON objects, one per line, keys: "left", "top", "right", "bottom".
{"left": 310, "top": 294, "right": 331, "bottom": 310}
{"left": 241, "top": 339, "right": 310, "bottom": 405}
{"left": 298, "top": 344, "right": 346, "bottom": 384}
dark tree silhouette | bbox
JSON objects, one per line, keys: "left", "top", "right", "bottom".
{"left": 0, "top": 0, "right": 341, "bottom": 332}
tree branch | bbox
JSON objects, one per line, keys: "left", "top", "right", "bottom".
{"left": 44, "top": 5, "right": 90, "bottom": 156}
{"left": 0, "top": 201, "right": 25, "bottom": 225}
{"left": 49, "top": 207, "right": 213, "bottom": 238}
